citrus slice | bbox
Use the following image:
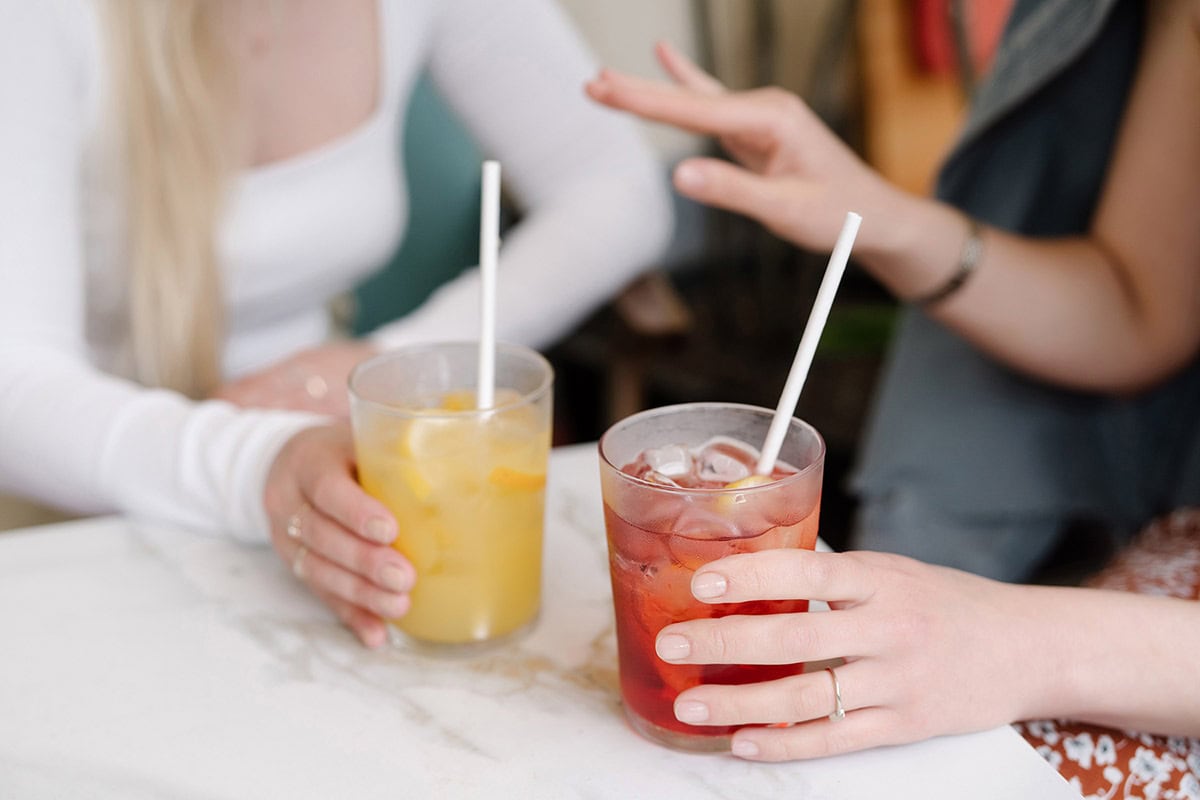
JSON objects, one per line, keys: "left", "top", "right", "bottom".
{"left": 438, "top": 390, "right": 478, "bottom": 411}
{"left": 717, "top": 473, "right": 776, "bottom": 515}
{"left": 488, "top": 466, "right": 546, "bottom": 492}
{"left": 399, "top": 415, "right": 480, "bottom": 460}
{"left": 724, "top": 474, "right": 775, "bottom": 490}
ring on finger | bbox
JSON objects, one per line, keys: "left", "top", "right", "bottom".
{"left": 825, "top": 666, "right": 845, "bottom": 722}
{"left": 286, "top": 502, "right": 310, "bottom": 541}
{"left": 292, "top": 544, "right": 311, "bottom": 580}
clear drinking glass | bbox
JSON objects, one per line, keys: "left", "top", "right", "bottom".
{"left": 350, "top": 342, "right": 553, "bottom": 652}
{"left": 599, "top": 402, "right": 824, "bottom": 751}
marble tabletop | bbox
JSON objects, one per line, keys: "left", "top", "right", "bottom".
{"left": 0, "top": 443, "right": 1079, "bottom": 799}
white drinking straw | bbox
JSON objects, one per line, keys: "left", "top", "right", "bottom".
{"left": 756, "top": 211, "right": 863, "bottom": 475}
{"left": 476, "top": 160, "right": 501, "bottom": 409}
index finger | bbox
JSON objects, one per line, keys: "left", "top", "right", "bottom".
{"left": 690, "top": 550, "right": 875, "bottom": 605}
{"left": 586, "top": 68, "right": 781, "bottom": 141}
{"left": 654, "top": 40, "right": 725, "bottom": 95}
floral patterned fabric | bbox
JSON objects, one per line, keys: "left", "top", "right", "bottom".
{"left": 1015, "top": 509, "right": 1200, "bottom": 799}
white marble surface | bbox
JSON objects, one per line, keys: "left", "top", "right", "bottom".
{"left": 0, "top": 443, "right": 1079, "bottom": 799}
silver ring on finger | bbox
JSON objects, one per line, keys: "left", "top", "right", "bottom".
{"left": 825, "top": 666, "right": 845, "bottom": 722}
{"left": 292, "top": 544, "right": 311, "bottom": 580}
{"left": 286, "top": 502, "right": 310, "bottom": 541}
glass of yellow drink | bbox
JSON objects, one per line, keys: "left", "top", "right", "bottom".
{"left": 349, "top": 342, "right": 553, "bottom": 651}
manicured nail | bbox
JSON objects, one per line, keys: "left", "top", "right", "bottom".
{"left": 379, "top": 594, "right": 409, "bottom": 619}
{"left": 365, "top": 517, "right": 394, "bottom": 544}
{"left": 380, "top": 564, "right": 411, "bottom": 593}
{"left": 674, "top": 163, "right": 706, "bottom": 191}
{"left": 675, "top": 700, "right": 709, "bottom": 724}
{"left": 692, "top": 571, "right": 727, "bottom": 600}
{"left": 362, "top": 626, "right": 387, "bottom": 650}
{"left": 731, "top": 739, "right": 760, "bottom": 758}
{"left": 656, "top": 633, "right": 691, "bottom": 662}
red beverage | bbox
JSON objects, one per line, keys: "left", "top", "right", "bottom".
{"left": 599, "top": 404, "right": 825, "bottom": 752}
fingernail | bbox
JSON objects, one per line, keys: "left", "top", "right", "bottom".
{"left": 380, "top": 564, "right": 411, "bottom": 593}
{"left": 674, "top": 163, "right": 706, "bottom": 191}
{"left": 731, "top": 739, "right": 760, "bottom": 758}
{"left": 692, "top": 571, "right": 727, "bottom": 600}
{"left": 380, "top": 594, "right": 410, "bottom": 619}
{"left": 362, "top": 626, "right": 387, "bottom": 650}
{"left": 656, "top": 633, "right": 691, "bottom": 662}
{"left": 675, "top": 700, "right": 709, "bottom": 724}
{"left": 365, "top": 517, "right": 394, "bottom": 544}
{"left": 586, "top": 76, "right": 609, "bottom": 97}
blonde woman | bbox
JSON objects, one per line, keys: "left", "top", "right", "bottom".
{"left": 0, "top": 0, "right": 671, "bottom": 648}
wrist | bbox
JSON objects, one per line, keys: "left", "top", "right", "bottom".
{"left": 908, "top": 216, "right": 983, "bottom": 307}
{"left": 995, "top": 580, "right": 1200, "bottom": 735}
{"left": 853, "top": 192, "right": 971, "bottom": 302}
{"left": 997, "top": 583, "right": 1083, "bottom": 722}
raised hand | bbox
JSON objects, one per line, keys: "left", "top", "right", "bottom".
{"left": 264, "top": 422, "right": 414, "bottom": 648}
{"left": 586, "top": 42, "right": 895, "bottom": 256}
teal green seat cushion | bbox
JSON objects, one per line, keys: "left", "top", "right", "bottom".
{"left": 352, "top": 74, "right": 483, "bottom": 335}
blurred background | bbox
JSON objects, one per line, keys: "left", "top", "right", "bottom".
{"left": 351, "top": 0, "right": 993, "bottom": 550}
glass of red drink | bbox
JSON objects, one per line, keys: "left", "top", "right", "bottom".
{"left": 598, "top": 402, "right": 825, "bottom": 752}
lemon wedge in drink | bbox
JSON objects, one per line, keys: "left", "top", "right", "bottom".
{"left": 725, "top": 475, "right": 774, "bottom": 490}
{"left": 399, "top": 415, "right": 479, "bottom": 460}
{"left": 717, "top": 473, "right": 775, "bottom": 513}
{"left": 488, "top": 466, "right": 547, "bottom": 492}
{"left": 438, "top": 390, "right": 478, "bottom": 412}
{"left": 398, "top": 388, "right": 528, "bottom": 459}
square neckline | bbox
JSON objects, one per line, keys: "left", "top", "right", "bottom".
{"left": 241, "top": 0, "right": 392, "bottom": 184}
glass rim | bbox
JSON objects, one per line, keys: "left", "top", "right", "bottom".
{"left": 348, "top": 340, "right": 554, "bottom": 419}
{"left": 598, "top": 401, "right": 826, "bottom": 497}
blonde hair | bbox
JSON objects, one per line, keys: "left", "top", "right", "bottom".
{"left": 101, "top": 1, "right": 236, "bottom": 398}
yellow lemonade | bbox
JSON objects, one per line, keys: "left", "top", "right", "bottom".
{"left": 355, "top": 389, "right": 551, "bottom": 645}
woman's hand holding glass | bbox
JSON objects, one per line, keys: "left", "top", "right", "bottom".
{"left": 656, "top": 549, "right": 1042, "bottom": 761}
{"left": 263, "top": 422, "right": 414, "bottom": 649}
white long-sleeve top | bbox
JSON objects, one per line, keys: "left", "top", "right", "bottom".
{"left": 0, "top": 0, "right": 672, "bottom": 540}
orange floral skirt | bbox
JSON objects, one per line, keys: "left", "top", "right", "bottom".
{"left": 1013, "top": 509, "right": 1200, "bottom": 799}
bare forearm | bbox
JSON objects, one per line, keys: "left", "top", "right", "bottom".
{"left": 854, "top": 0, "right": 1200, "bottom": 393}
{"left": 1007, "top": 583, "right": 1200, "bottom": 736}
{"left": 856, "top": 193, "right": 1199, "bottom": 393}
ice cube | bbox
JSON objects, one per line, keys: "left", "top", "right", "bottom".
{"left": 695, "top": 436, "right": 757, "bottom": 484}
{"left": 639, "top": 470, "right": 680, "bottom": 487}
{"left": 672, "top": 507, "right": 741, "bottom": 541}
{"left": 623, "top": 492, "right": 690, "bottom": 535}
{"left": 642, "top": 443, "right": 693, "bottom": 478}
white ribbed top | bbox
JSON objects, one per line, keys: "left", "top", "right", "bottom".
{"left": 0, "top": 0, "right": 672, "bottom": 539}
